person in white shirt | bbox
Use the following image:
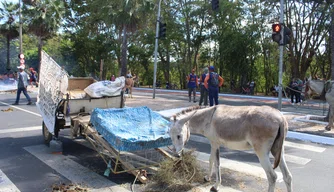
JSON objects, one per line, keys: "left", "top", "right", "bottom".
{"left": 13, "top": 65, "right": 32, "bottom": 105}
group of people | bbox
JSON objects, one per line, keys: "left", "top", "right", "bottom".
{"left": 187, "top": 66, "right": 224, "bottom": 106}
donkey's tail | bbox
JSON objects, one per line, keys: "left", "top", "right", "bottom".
{"left": 271, "top": 116, "right": 288, "bottom": 169}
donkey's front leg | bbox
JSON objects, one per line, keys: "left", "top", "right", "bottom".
{"left": 205, "top": 144, "right": 219, "bottom": 182}
{"left": 210, "top": 146, "right": 221, "bottom": 192}
{"left": 325, "top": 105, "right": 334, "bottom": 131}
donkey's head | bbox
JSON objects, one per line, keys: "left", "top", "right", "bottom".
{"left": 169, "top": 116, "right": 190, "bottom": 156}
{"left": 169, "top": 107, "right": 200, "bottom": 156}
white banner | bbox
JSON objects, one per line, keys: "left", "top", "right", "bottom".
{"left": 36, "top": 51, "right": 68, "bottom": 134}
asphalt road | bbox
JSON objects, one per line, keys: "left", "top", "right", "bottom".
{"left": 0, "top": 90, "right": 333, "bottom": 192}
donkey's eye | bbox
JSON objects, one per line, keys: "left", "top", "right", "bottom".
{"left": 177, "top": 135, "right": 181, "bottom": 140}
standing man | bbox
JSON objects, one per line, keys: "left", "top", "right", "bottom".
{"left": 295, "top": 78, "right": 303, "bottom": 104}
{"left": 199, "top": 67, "right": 209, "bottom": 106}
{"left": 110, "top": 75, "right": 115, "bottom": 81}
{"left": 29, "top": 67, "right": 38, "bottom": 88}
{"left": 289, "top": 78, "right": 298, "bottom": 105}
{"left": 13, "top": 65, "right": 32, "bottom": 105}
{"left": 187, "top": 69, "right": 198, "bottom": 102}
{"left": 204, "top": 66, "right": 224, "bottom": 106}
{"left": 249, "top": 80, "right": 255, "bottom": 95}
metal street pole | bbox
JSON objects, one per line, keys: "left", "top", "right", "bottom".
{"left": 278, "top": 0, "right": 284, "bottom": 110}
{"left": 19, "top": 0, "right": 23, "bottom": 54}
{"left": 153, "top": 0, "right": 162, "bottom": 99}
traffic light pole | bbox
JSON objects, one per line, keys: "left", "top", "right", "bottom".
{"left": 278, "top": 0, "right": 284, "bottom": 111}
{"left": 153, "top": 0, "right": 162, "bottom": 99}
{"left": 19, "top": 0, "right": 23, "bottom": 54}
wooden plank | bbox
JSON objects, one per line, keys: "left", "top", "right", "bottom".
{"left": 155, "top": 148, "right": 176, "bottom": 160}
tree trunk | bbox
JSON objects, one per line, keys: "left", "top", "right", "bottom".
{"left": 121, "top": 25, "right": 127, "bottom": 76}
{"left": 6, "top": 33, "right": 10, "bottom": 71}
{"left": 331, "top": 10, "right": 334, "bottom": 80}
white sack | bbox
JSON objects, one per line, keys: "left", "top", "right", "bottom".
{"left": 84, "top": 76, "right": 125, "bottom": 98}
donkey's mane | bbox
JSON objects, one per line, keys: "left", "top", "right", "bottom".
{"left": 173, "top": 106, "right": 203, "bottom": 121}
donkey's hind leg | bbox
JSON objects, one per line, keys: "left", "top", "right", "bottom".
{"left": 278, "top": 149, "right": 293, "bottom": 192}
{"left": 255, "top": 146, "right": 277, "bottom": 192}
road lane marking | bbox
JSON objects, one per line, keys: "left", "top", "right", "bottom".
{"left": 188, "top": 186, "right": 243, "bottom": 192}
{"left": 284, "top": 140, "right": 326, "bottom": 153}
{"left": 24, "top": 145, "right": 130, "bottom": 192}
{"left": 190, "top": 134, "right": 326, "bottom": 153}
{"left": 0, "top": 101, "right": 42, "bottom": 117}
{"left": 0, "top": 126, "right": 41, "bottom": 134}
{"left": 0, "top": 169, "right": 21, "bottom": 192}
{"left": 189, "top": 135, "right": 313, "bottom": 165}
{"left": 184, "top": 148, "right": 284, "bottom": 183}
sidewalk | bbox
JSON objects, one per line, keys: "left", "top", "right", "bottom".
{"left": 124, "top": 91, "right": 334, "bottom": 145}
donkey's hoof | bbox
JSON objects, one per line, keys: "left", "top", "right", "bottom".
{"left": 325, "top": 126, "right": 332, "bottom": 131}
{"left": 210, "top": 186, "right": 218, "bottom": 192}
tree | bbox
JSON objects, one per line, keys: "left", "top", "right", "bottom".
{"left": 90, "top": 0, "right": 154, "bottom": 76}
{"left": 22, "top": 0, "right": 65, "bottom": 73}
{"left": 0, "top": 1, "right": 19, "bottom": 71}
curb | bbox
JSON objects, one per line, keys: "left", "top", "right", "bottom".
{"left": 287, "top": 131, "right": 334, "bottom": 145}
{"left": 156, "top": 107, "right": 334, "bottom": 146}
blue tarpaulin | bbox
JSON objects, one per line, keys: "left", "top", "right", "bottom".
{"left": 90, "top": 106, "right": 172, "bottom": 151}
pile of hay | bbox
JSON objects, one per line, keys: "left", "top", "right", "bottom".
{"left": 51, "top": 183, "right": 88, "bottom": 192}
{"left": 151, "top": 149, "right": 205, "bottom": 191}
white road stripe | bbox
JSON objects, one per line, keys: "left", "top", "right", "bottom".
{"left": 284, "top": 141, "right": 326, "bottom": 153}
{"left": 24, "top": 145, "right": 130, "bottom": 192}
{"left": 0, "top": 169, "right": 20, "bottom": 192}
{"left": 188, "top": 186, "right": 243, "bottom": 192}
{"left": 0, "top": 101, "right": 42, "bottom": 117}
{"left": 190, "top": 135, "right": 313, "bottom": 165}
{"left": 222, "top": 150, "right": 311, "bottom": 166}
{"left": 190, "top": 149, "right": 284, "bottom": 183}
{"left": 0, "top": 126, "right": 41, "bottom": 134}
{"left": 190, "top": 135, "right": 326, "bottom": 153}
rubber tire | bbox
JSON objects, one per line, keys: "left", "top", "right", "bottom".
{"left": 42, "top": 121, "right": 52, "bottom": 146}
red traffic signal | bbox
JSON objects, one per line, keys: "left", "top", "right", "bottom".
{"left": 272, "top": 23, "right": 282, "bottom": 44}
{"left": 272, "top": 23, "right": 282, "bottom": 33}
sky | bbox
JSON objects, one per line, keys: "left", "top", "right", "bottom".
{"left": 1, "top": 0, "right": 18, "bottom": 9}
{"left": 0, "top": 0, "right": 19, "bottom": 24}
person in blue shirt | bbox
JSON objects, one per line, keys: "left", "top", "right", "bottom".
{"left": 204, "top": 66, "right": 224, "bottom": 106}
{"left": 187, "top": 69, "right": 198, "bottom": 102}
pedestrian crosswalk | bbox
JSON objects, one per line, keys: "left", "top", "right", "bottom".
{"left": 0, "top": 128, "right": 329, "bottom": 192}
{"left": 0, "top": 169, "right": 20, "bottom": 192}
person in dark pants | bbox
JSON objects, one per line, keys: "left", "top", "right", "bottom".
{"left": 13, "top": 65, "right": 32, "bottom": 105}
{"left": 290, "top": 78, "right": 298, "bottom": 105}
{"left": 187, "top": 69, "right": 198, "bottom": 102}
{"left": 199, "top": 67, "right": 209, "bottom": 106}
{"left": 204, "top": 66, "right": 224, "bottom": 106}
{"left": 295, "top": 78, "right": 303, "bottom": 103}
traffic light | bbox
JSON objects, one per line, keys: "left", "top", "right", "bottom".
{"left": 283, "top": 26, "right": 292, "bottom": 45}
{"left": 159, "top": 22, "right": 166, "bottom": 39}
{"left": 272, "top": 23, "right": 282, "bottom": 44}
{"left": 212, "top": 0, "right": 219, "bottom": 11}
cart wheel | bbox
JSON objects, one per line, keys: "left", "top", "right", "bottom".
{"left": 42, "top": 121, "right": 52, "bottom": 146}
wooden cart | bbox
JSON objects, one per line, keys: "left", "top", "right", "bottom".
{"left": 41, "top": 77, "right": 173, "bottom": 183}
{"left": 37, "top": 51, "right": 173, "bottom": 183}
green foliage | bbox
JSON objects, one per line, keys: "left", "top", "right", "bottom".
{"left": 0, "top": 0, "right": 332, "bottom": 96}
